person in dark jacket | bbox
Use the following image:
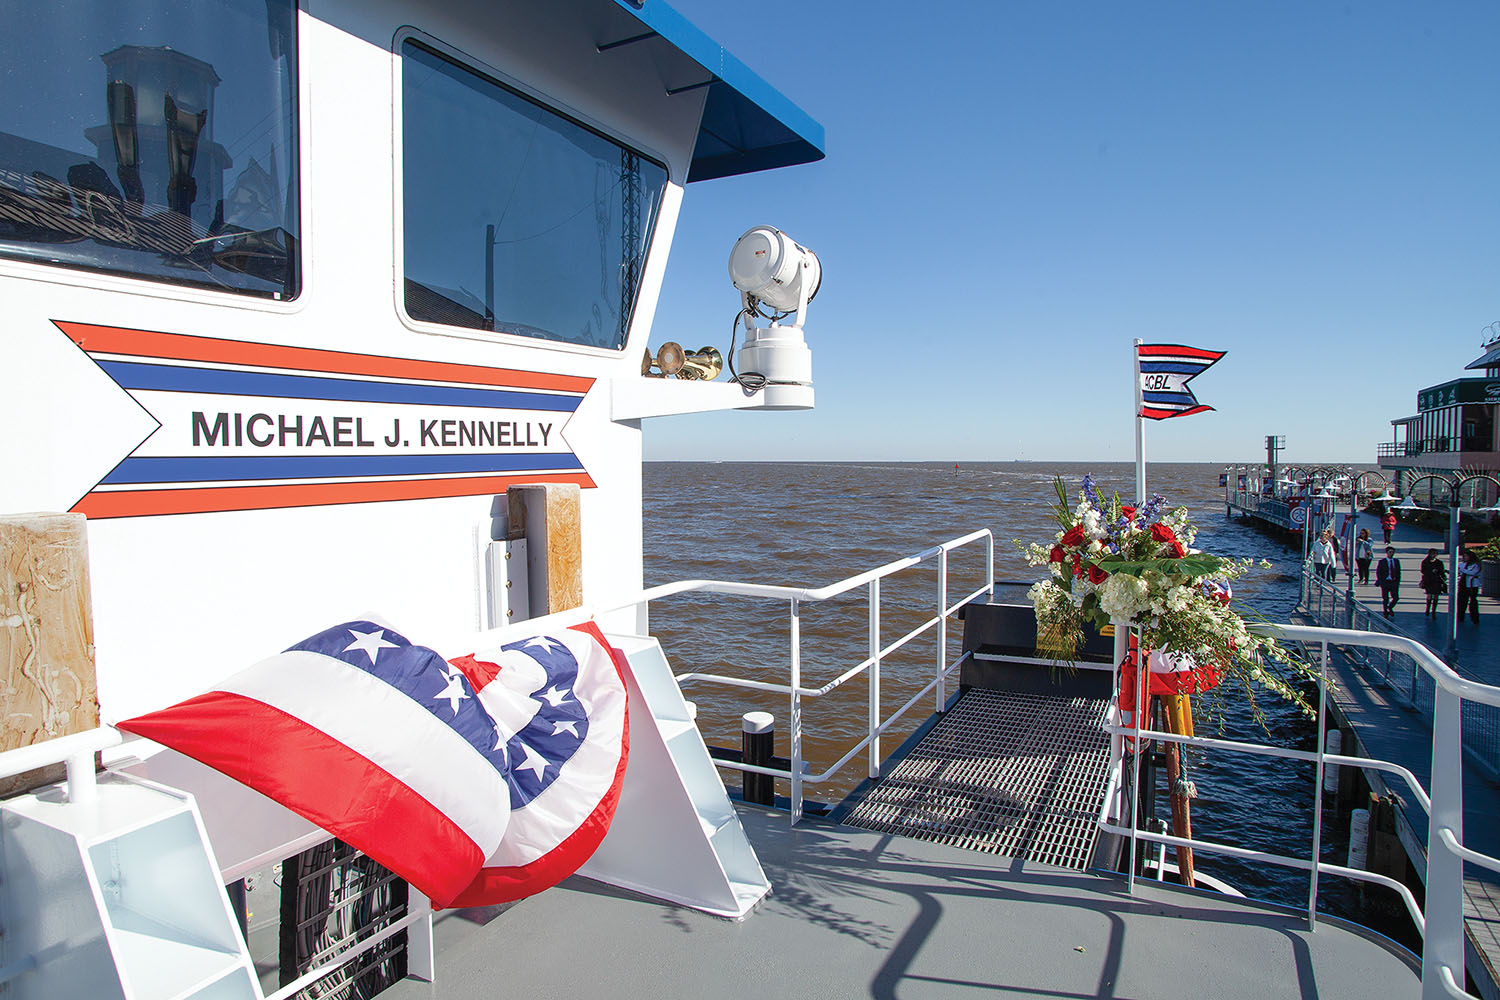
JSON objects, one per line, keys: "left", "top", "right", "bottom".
{"left": 1420, "top": 549, "right": 1446, "bottom": 618}
{"left": 1376, "top": 547, "right": 1401, "bottom": 618}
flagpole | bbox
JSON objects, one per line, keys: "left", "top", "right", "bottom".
{"left": 1133, "top": 338, "right": 1146, "bottom": 503}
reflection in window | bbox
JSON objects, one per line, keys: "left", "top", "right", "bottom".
{"left": 402, "top": 40, "right": 667, "bottom": 351}
{"left": 0, "top": 1, "right": 299, "bottom": 298}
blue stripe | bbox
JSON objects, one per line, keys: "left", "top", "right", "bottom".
{"left": 1142, "top": 390, "right": 1198, "bottom": 405}
{"left": 101, "top": 453, "right": 583, "bottom": 484}
{"left": 289, "top": 621, "right": 508, "bottom": 776}
{"left": 99, "top": 361, "right": 581, "bottom": 412}
{"left": 1139, "top": 361, "right": 1211, "bottom": 375}
{"left": 498, "top": 638, "right": 589, "bottom": 809}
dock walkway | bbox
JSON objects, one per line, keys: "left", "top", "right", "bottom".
{"left": 1295, "top": 510, "right": 1500, "bottom": 998}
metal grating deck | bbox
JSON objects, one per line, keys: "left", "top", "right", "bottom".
{"left": 842, "top": 687, "right": 1112, "bottom": 869}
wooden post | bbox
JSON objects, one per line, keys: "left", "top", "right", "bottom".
{"left": 1367, "top": 793, "right": 1407, "bottom": 883}
{"left": 1163, "top": 692, "right": 1195, "bottom": 887}
{"left": 506, "top": 484, "right": 583, "bottom": 616}
{"left": 1, "top": 513, "right": 99, "bottom": 795}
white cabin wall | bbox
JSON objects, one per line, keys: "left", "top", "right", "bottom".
{"left": 0, "top": 0, "right": 706, "bottom": 718}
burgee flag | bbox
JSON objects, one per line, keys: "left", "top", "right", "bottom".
{"left": 1137, "top": 344, "right": 1226, "bottom": 420}
{"left": 119, "top": 619, "right": 629, "bottom": 908}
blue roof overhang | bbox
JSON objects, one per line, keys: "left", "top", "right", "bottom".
{"left": 609, "top": 0, "right": 825, "bottom": 182}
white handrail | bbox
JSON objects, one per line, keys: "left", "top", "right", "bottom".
{"left": 1255, "top": 622, "right": 1500, "bottom": 708}
{"left": 1101, "top": 620, "right": 1497, "bottom": 1000}
{"left": 635, "top": 530, "right": 995, "bottom": 818}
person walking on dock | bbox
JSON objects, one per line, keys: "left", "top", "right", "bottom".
{"left": 1459, "top": 549, "right": 1482, "bottom": 625}
{"left": 1355, "top": 529, "right": 1374, "bottom": 585}
{"left": 1312, "top": 531, "right": 1334, "bottom": 581}
{"left": 1421, "top": 549, "right": 1447, "bottom": 619}
{"left": 1377, "top": 547, "right": 1401, "bottom": 618}
{"left": 1382, "top": 510, "right": 1397, "bottom": 544}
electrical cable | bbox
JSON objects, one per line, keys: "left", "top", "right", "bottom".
{"left": 726, "top": 304, "right": 768, "bottom": 390}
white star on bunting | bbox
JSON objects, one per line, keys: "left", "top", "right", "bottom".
{"left": 433, "top": 668, "right": 470, "bottom": 716}
{"left": 539, "top": 685, "right": 572, "bottom": 708}
{"left": 345, "top": 628, "right": 398, "bottom": 664}
{"left": 551, "top": 719, "right": 580, "bottom": 737}
{"left": 516, "top": 744, "right": 549, "bottom": 780}
{"left": 524, "top": 635, "right": 562, "bottom": 653}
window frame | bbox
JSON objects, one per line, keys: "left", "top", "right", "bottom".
{"left": 392, "top": 27, "right": 670, "bottom": 357}
{"left": 0, "top": 0, "right": 306, "bottom": 305}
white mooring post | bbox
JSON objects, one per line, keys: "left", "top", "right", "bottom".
{"left": 1322, "top": 730, "right": 1342, "bottom": 794}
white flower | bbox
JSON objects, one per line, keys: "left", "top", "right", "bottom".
{"left": 1099, "top": 573, "right": 1149, "bottom": 620}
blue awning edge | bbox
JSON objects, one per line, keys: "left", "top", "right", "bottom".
{"left": 612, "top": 0, "right": 826, "bottom": 182}
{"left": 1465, "top": 344, "right": 1500, "bottom": 370}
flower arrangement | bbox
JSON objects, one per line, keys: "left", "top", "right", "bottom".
{"left": 1019, "top": 475, "right": 1316, "bottom": 723}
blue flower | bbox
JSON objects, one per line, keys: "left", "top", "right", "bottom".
{"left": 1082, "top": 474, "right": 1100, "bottom": 507}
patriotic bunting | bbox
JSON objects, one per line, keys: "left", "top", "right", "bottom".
{"left": 119, "top": 619, "right": 629, "bottom": 908}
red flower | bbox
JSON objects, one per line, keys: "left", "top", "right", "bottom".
{"left": 1149, "top": 523, "right": 1177, "bottom": 544}
{"left": 1121, "top": 506, "right": 1136, "bottom": 519}
{"left": 1060, "top": 525, "right": 1087, "bottom": 546}
{"left": 1073, "top": 554, "right": 1085, "bottom": 578}
{"left": 1049, "top": 545, "right": 1066, "bottom": 563}
{"left": 1087, "top": 564, "right": 1108, "bottom": 584}
{"left": 1167, "top": 539, "right": 1186, "bottom": 559}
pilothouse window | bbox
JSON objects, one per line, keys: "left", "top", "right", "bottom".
{"left": 401, "top": 40, "right": 666, "bottom": 351}
{"left": 0, "top": 0, "right": 300, "bottom": 299}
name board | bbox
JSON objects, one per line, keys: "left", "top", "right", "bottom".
{"left": 1417, "top": 378, "right": 1500, "bottom": 412}
{"left": 56, "top": 321, "right": 595, "bottom": 518}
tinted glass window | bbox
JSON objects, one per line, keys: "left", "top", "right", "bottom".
{"left": 0, "top": 1, "right": 299, "bottom": 298}
{"left": 402, "top": 40, "right": 666, "bottom": 351}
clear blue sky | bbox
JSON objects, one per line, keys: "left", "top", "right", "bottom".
{"left": 642, "top": 1, "right": 1499, "bottom": 465}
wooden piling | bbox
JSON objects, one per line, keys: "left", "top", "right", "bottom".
{"left": 1366, "top": 793, "right": 1407, "bottom": 883}
{"left": 0, "top": 513, "right": 99, "bottom": 795}
{"left": 1162, "top": 693, "right": 1195, "bottom": 887}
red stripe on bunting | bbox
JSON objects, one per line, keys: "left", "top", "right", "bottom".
{"left": 119, "top": 691, "right": 486, "bottom": 907}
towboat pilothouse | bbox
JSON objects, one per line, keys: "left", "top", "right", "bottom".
{"left": 0, "top": 2, "right": 1487, "bottom": 998}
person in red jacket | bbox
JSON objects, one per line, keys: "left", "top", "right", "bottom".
{"left": 1381, "top": 509, "right": 1397, "bottom": 544}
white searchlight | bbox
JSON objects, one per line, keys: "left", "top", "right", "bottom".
{"left": 728, "top": 226, "right": 819, "bottom": 410}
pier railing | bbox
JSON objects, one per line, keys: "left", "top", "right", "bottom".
{"left": 1097, "top": 622, "right": 1500, "bottom": 1000}
{"left": 613, "top": 529, "right": 996, "bottom": 824}
{"left": 1302, "top": 568, "right": 1500, "bottom": 783}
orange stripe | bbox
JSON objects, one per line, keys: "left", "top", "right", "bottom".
{"left": 71, "top": 472, "right": 597, "bottom": 519}
{"left": 54, "top": 321, "right": 595, "bottom": 395}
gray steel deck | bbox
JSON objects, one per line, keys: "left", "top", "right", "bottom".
{"left": 842, "top": 688, "right": 1112, "bottom": 869}
{"left": 387, "top": 803, "right": 1419, "bottom": 999}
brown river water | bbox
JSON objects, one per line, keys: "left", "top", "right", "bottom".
{"left": 642, "top": 460, "right": 1406, "bottom": 936}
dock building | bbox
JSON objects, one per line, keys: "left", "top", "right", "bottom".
{"left": 1379, "top": 329, "right": 1500, "bottom": 492}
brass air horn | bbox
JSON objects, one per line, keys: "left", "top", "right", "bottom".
{"left": 643, "top": 342, "right": 724, "bottom": 381}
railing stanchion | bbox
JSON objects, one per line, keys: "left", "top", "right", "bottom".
{"left": 1309, "top": 640, "right": 1329, "bottom": 931}
{"left": 1127, "top": 621, "right": 1143, "bottom": 896}
{"left": 789, "top": 596, "right": 803, "bottom": 826}
{"left": 1424, "top": 685, "right": 1466, "bottom": 997}
{"left": 937, "top": 549, "right": 948, "bottom": 713}
{"left": 868, "top": 579, "right": 882, "bottom": 780}
{"left": 985, "top": 533, "right": 994, "bottom": 601}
